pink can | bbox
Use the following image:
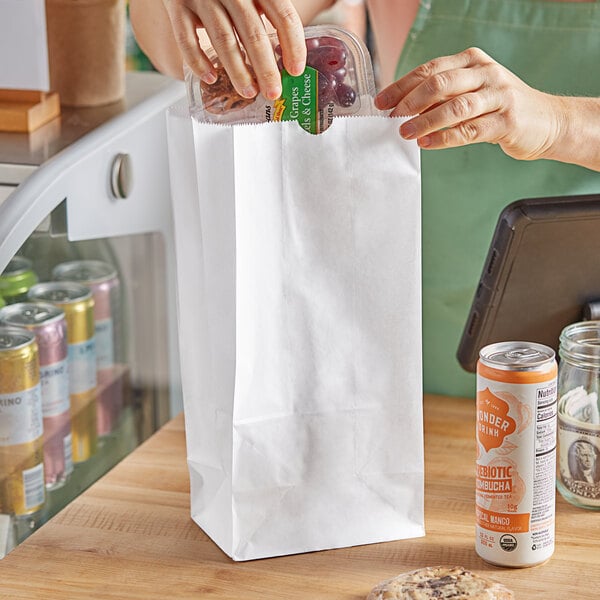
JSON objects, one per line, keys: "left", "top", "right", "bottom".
{"left": 53, "top": 260, "right": 122, "bottom": 437}
{"left": 0, "top": 302, "right": 72, "bottom": 488}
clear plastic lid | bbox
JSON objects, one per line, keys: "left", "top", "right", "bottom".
{"left": 186, "top": 25, "right": 376, "bottom": 134}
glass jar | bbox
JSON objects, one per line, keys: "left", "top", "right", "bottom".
{"left": 557, "top": 321, "right": 600, "bottom": 509}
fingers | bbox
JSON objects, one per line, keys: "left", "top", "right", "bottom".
{"left": 389, "top": 67, "right": 491, "bottom": 120}
{"left": 221, "top": 0, "right": 305, "bottom": 100}
{"left": 375, "top": 47, "right": 494, "bottom": 112}
{"left": 410, "top": 112, "right": 508, "bottom": 151}
{"left": 164, "top": 0, "right": 305, "bottom": 102}
{"left": 223, "top": 0, "right": 303, "bottom": 101}
{"left": 162, "top": 0, "right": 218, "bottom": 84}
{"left": 204, "top": 1, "right": 263, "bottom": 98}
{"left": 375, "top": 46, "right": 557, "bottom": 161}
{"left": 258, "top": 0, "right": 306, "bottom": 76}
{"left": 398, "top": 88, "right": 501, "bottom": 141}
{"left": 373, "top": 47, "right": 510, "bottom": 150}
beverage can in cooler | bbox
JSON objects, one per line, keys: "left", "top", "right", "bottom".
{"left": 28, "top": 282, "right": 97, "bottom": 464}
{"left": 0, "top": 256, "right": 39, "bottom": 304}
{"left": 476, "top": 341, "right": 557, "bottom": 567}
{"left": 0, "top": 303, "right": 72, "bottom": 487}
{"left": 0, "top": 327, "right": 45, "bottom": 516}
{"left": 53, "top": 260, "right": 122, "bottom": 436}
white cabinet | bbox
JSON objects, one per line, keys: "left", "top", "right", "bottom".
{"left": 0, "top": 72, "right": 186, "bottom": 555}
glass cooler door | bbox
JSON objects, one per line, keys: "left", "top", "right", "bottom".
{"left": 0, "top": 72, "right": 185, "bottom": 556}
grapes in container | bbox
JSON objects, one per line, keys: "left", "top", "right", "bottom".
{"left": 186, "top": 25, "right": 376, "bottom": 134}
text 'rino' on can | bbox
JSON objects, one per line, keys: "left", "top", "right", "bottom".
{"left": 0, "top": 302, "right": 72, "bottom": 488}
{"left": 476, "top": 341, "right": 557, "bottom": 568}
{"left": 0, "top": 326, "right": 45, "bottom": 517}
{"left": 53, "top": 260, "right": 122, "bottom": 437}
{"left": 28, "top": 282, "right": 97, "bottom": 464}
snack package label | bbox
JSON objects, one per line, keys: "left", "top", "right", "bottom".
{"left": 273, "top": 68, "right": 318, "bottom": 134}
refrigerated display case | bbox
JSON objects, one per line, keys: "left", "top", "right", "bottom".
{"left": 0, "top": 71, "right": 186, "bottom": 557}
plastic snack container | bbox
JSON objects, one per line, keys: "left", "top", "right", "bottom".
{"left": 186, "top": 25, "right": 376, "bottom": 134}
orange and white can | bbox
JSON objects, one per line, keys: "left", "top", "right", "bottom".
{"left": 476, "top": 342, "right": 557, "bottom": 567}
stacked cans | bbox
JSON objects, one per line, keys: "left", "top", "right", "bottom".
{"left": 53, "top": 261, "right": 122, "bottom": 437}
{"left": 0, "top": 254, "right": 123, "bottom": 524}
{"left": 0, "top": 304, "right": 72, "bottom": 488}
{"left": 28, "top": 282, "right": 98, "bottom": 464}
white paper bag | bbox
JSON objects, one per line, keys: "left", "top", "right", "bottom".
{"left": 167, "top": 106, "right": 424, "bottom": 561}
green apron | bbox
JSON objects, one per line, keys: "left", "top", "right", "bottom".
{"left": 395, "top": 0, "right": 600, "bottom": 398}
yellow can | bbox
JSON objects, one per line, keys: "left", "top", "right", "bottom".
{"left": 28, "top": 282, "right": 97, "bottom": 463}
{"left": 0, "top": 327, "right": 45, "bottom": 516}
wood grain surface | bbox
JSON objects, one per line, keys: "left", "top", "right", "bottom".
{"left": 0, "top": 395, "right": 598, "bottom": 599}
{"left": 0, "top": 91, "right": 60, "bottom": 132}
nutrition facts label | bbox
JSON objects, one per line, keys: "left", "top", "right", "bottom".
{"left": 537, "top": 387, "right": 558, "bottom": 454}
{"left": 533, "top": 385, "right": 557, "bottom": 526}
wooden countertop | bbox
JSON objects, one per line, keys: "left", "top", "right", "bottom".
{"left": 1, "top": 395, "right": 598, "bottom": 599}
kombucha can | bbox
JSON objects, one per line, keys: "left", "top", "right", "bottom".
{"left": 0, "top": 303, "right": 72, "bottom": 488}
{"left": 53, "top": 260, "right": 121, "bottom": 436}
{"left": 0, "top": 327, "right": 45, "bottom": 516}
{"left": 476, "top": 341, "right": 557, "bottom": 567}
{"left": 0, "top": 256, "right": 38, "bottom": 304}
{"left": 28, "top": 282, "right": 97, "bottom": 464}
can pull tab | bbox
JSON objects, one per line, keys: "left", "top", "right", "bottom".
{"left": 47, "top": 291, "right": 69, "bottom": 302}
{"left": 506, "top": 348, "right": 541, "bottom": 361}
{"left": 23, "top": 306, "right": 51, "bottom": 322}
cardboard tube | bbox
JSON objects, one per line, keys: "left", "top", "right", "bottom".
{"left": 46, "top": 0, "right": 126, "bottom": 107}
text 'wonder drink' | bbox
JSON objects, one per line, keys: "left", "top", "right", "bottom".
{"left": 476, "top": 342, "right": 557, "bottom": 567}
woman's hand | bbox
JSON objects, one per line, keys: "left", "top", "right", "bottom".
{"left": 161, "top": 0, "right": 307, "bottom": 100}
{"left": 375, "top": 47, "right": 564, "bottom": 162}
